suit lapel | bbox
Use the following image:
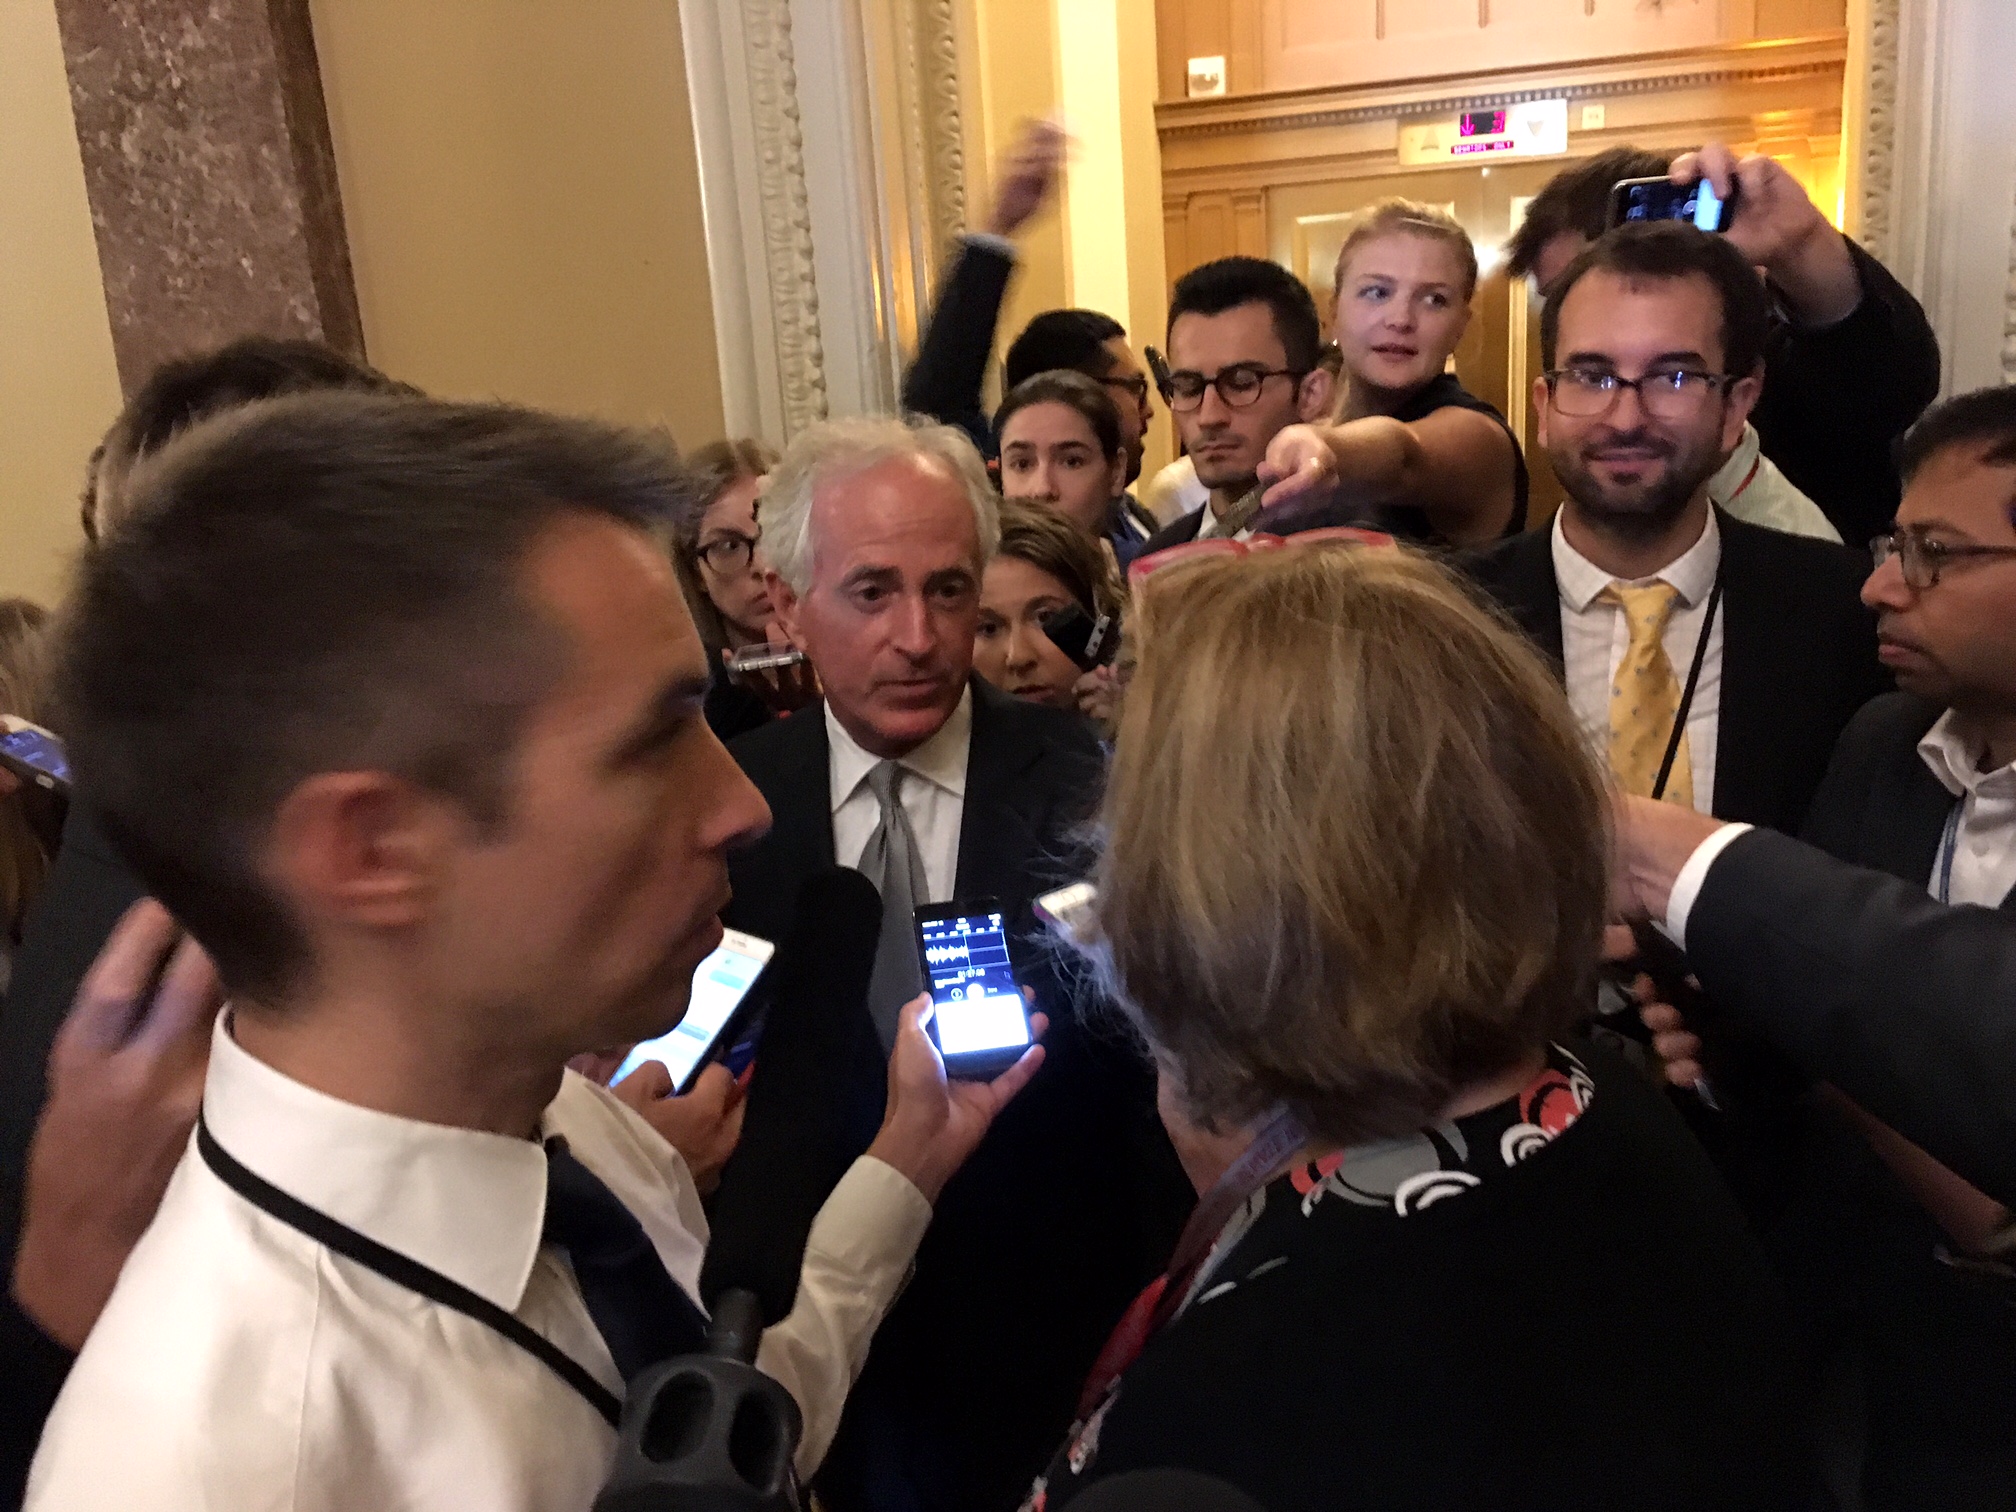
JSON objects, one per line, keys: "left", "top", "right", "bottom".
{"left": 770, "top": 705, "right": 838, "bottom": 876}
{"left": 1496, "top": 529, "right": 1566, "bottom": 673}
{"left": 1710, "top": 515, "right": 1777, "bottom": 823}
{"left": 954, "top": 680, "right": 1048, "bottom": 902}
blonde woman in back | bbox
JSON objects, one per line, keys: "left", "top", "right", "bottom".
{"left": 1260, "top": 199, "right": 1528, "bottom": 547}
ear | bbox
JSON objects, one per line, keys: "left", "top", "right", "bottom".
{"left": 1533, "top": 374, "right": 1555, "bottom": 449}
{"left": 1296, "top": 366, "right": 1335, "bottom": 423}
{"left": 264, "top": 772, "right": 458, "bottom": 937}
{"left": 764, "top": 568, "right": 805, "bottom": 644}
{"left": 1720, "top": 364, "right": 1764, "bottom": 455}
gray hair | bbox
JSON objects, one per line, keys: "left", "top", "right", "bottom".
{"left": 758, "top": 415, "right": 1000, "bottom": 594}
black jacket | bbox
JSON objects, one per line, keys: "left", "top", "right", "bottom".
{"left": 1756, "top": 236, "right": 1941, "bottom": 548}
{"left": 713, "top": 680, "right": 1191, "bottom": 1512}
{"left": 1464, "top": 509, "right": 1888, "bottom": 835}
{"left": 0, "top": 805, "right": 147, "bottom": 1507}
{"left": 1789, "top": 691, "right": 2016, "bottom": 1511}
{"left": 901, "top": 238, "right": 1016, "bottom": 457}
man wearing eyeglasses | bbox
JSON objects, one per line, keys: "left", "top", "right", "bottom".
{"left": 1466, "top": 222, "right": 1885, "bottom": 838}
{"left": 1138, "top": 257, "right": 1335, "bottom": 552}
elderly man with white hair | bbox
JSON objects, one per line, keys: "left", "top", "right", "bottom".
{"left": 708, "top": 416, "right": 1190, "bottom": 1512}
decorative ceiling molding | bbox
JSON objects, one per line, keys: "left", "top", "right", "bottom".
{"left": 916, "top": 0, "right": 967, "bottom": 263}
{"left": 742, "top": 0, "right": 829, "bottom": 435}
{"left": 1155, "top": 32, "right": 1847, "bottom": 142}
{"left": 2004, "top": 182, "right": 2016, "bottom": 384}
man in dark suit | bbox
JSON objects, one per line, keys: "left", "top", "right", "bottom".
{"left": 712, "top": 416, "right": 1186, "bottom": 1512}
{"left": 1465, "top": 222, "right": 1886, "bottom": 837}
{"left": 1506, "top": 142, "right": 1940, "bottom": 548}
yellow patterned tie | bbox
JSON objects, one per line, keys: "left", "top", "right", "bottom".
{"left": 1600, "top": 580, "right": 1693, "bottom": 809}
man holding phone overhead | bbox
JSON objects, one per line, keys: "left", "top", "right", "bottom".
{"left": 1507, "top": 142, "right": 1940, "bottom": 547}
{"left": 716, "top": 415, "right": 1190, "bottom": 1512}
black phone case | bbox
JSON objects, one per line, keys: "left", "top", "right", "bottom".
{"left": 912, "top": 900, "right": 1031, "bottom": 1079}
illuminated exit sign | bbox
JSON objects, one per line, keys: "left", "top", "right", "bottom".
{"left": 1398, "top": 99, "right": 1569, "bottom": 167}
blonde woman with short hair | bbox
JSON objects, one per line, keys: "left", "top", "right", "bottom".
{"left": 1029, "top": 545, "right": 1802, "bottom": 1511}
{"left": 1261, "top": 199, "right": 1528, "bottom": 548}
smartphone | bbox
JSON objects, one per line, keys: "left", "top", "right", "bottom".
{"left": 0, "top": 717, "right": 70, "bottom": 798}
{"left": 1033, "top": 881, "right": 1098, "bottom": 946}
{"left": 913, "top": 900, "right": 1033, "bottom": 1078}
{"left": 1608, "top": 175, "right": 1739, "bottom": 234}
{"left": 1039, "top": 604, "right": 1120, "bottom": 672}
{"left": 614, "top": 929, "right": 776, "bottom": 1093}
{"left": 725, "top": 645, "right": 808, "bottom": 677}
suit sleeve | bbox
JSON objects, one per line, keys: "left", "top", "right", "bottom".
{"left": 899, "top": 238, "right": 1017, "bottom": 455}
{"left": 1687, "top": 826, "right": 2016, "bottom": 1206}
{"left": 1752, "top": 236, "right": 1942, "bottom": 546}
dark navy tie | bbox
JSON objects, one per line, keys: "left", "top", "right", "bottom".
{"left": 542, "top": 1136, "right": 709, "bottom": 1386}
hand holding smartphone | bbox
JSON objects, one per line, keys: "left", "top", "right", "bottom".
{"left": 613, "top": 930, "right": 775, "bottom": 1093}
{"left": 1608, "top": 175, "right": 1739, "bottom": 234}
{"left": 913, "top": 900, "right": 1034, "bottom": 1079}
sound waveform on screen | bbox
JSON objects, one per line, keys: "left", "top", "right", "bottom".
{"left": 924, "top": 943, "right": 970, "bottom": 965}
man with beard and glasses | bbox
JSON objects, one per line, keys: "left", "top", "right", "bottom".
{"left": 1466, "top": 223, "right": 1885, "bottom": 838}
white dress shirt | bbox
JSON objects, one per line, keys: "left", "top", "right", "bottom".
{"left": 26, "top": 1018, "right": 932, "bottom": 1512}
{"left": 828, "top": 687, "right": 971, "bottom": 904}
{"left": 1708, "top": 424, "right": 1841, "bottom": 544}
{"left": 1917, "top": 710, "right": 2016, "bottom": 908}
{"left": 1554, "top": 509, "right": 1724, "bottom": 816}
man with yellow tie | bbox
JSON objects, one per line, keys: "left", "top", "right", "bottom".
{"left": 1467, "top": 222, "right": 1886, "bottom": 836}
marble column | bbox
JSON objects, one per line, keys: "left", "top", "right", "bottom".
{"left": 52, "top": 0, "right": 363, "bottom": 395}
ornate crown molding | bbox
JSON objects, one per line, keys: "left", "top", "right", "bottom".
{"left": 916, "top": 0, "right": 967, "bottom": 261}
{"left": 743, "top": 0, "right": 829, "bottom": 435}
{"left": 2004, "top": 187, "right": 2016, "bottom": 384}
{"left": 1155, "top": 33, "right": 1846, "bottom": 142}
{"left": 1857, "top": 0, "right": 1901, "bottom": 262}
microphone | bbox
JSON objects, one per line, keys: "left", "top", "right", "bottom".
{"left": 592, "top": 1286, "right": 802, "bottom": 1511}
{"left": 700, "top": 867, "right": 885, "bottom": 1325}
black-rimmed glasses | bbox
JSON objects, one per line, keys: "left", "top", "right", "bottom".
{"left": 1872, "top": 530, "right": 2016, "bottom": 591}
{"left": 1543, "top": 367, "right": 1737, "bottom": 421}
{"left": 1099, "top": 373, "right": 1152, "bottom": 409}
{"left": 1163, "top": 363, "right": 1306, "bottom": 413}
{"left": 696, "top": 532, "right": 759, "bottom": 575}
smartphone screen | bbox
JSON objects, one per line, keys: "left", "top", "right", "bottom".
{"left": 0, "top": 723, "right": 70, "bottom": 791}
{"left": 1612, "top": 177, "right": 1730, "bottom": 233}
{"left": 916, "top": 905, "right": 1031, "bottom": 1064}
{"left": 614, "top": 931, "right": 774, "bottom": 1092}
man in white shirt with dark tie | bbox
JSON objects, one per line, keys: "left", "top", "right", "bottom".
{"left": 24, "top": 393, "right": 1038, "bottom": 1512}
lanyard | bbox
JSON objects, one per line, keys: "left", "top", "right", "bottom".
{"left": 1649, "top": 576, "right": 1723, "bottom": 805}
{"left": 1935, "top": 800, "right": 1964, "bottom": 904}
{"left": 1076, "top": 1107, "right": 1307, "bottom": 1417}
{"left": 197, "top": 1115, "right": 624, "bottom": 1428}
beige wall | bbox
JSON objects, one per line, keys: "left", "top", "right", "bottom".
{"left": 310, "top": 0, "right": 725, "bottom": 446}
{"left": 0, "top": 0, "right": 121, "bottom": 608}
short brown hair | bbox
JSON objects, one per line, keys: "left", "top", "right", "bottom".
{"left": 1334, "top": 199, "right": 1480, "bottom": 300}
{"left": 57, "top": 392, "right": 694, "bottom": 1002}
{"left": 1540, "top": 222, "right": 1770, "bottom": 377}
{"left": 672, "top": 438, "right": 780, "bottom": 651}
{"left": 995, "top": 503, "right": 1125, "bottom": 621}
{"left": 1505, "top": 147, "right": 1672, "bottom": 282}
{"left": 1090, "top": 546, "right": 1608, "bottom": 1146}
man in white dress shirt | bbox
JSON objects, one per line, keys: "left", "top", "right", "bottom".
{"left": 24, "top": 393, "right": 1039, "bottom": 1512}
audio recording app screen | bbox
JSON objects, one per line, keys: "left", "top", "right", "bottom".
{"left": 918, "top": 910, "right": 1030, "bottom": 1056}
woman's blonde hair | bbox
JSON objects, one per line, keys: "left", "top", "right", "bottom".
{"left": 0, "top": 599, "right": 52, "bottom": 943}
{"left": 670, "top": 438, "right": 779, "bottom": 652}
{"left": 995, "top": 502, "right": 1125, "bottom": 621}
{"left": 1333, "top": 198, "right": 1480, "bottom": 300}
{"left": 1091, "top": 546, "right": 1607, "bottom": 1147}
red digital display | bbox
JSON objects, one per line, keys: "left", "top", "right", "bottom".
{"left": 1459, "top": 110, "right": 1507, "bottom": 138}
{"left": 1452, "top": 139, "right": 1517, "bottom": 156}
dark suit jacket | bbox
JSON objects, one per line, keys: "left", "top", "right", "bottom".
{"left": 716, "top": 680, "right": 1190, "bottom": 1512}
{"left": 1464, "top": 509, "right": 1888, "bottom": 835}
{"left": 1790, "top": 692, "right": 2016, "bottom": 1507}
{"left": 1688, "top": 825, "right": 2016, "bottom": 1210}
{"left": 1140, "top": 507, "right": 1207, "bottom": 555}
{"left": 1756, "top": 236, "right": 1941, "bottom": 550}
{"left": 0, "top": 805, "right": 146, "bottom": 1507}
{"left": 900, "top": 238, "right": 1015, "bottom": 458}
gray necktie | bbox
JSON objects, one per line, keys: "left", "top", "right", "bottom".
{"left": 860, "top": 760, "right": 930, "bottom": 1049}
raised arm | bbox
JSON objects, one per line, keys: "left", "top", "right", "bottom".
{"left": 1256, "top": 408, "right": 1519, "bottom": 546}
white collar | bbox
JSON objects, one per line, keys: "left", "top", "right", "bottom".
{"left": 826, "top": 684, "right": 973, "bottom": 816}
{"left": 1707, "top": 425, "right": 1763, "bottom": 506}
{"left": 1918, "top": 707, "right": 2016, "bottom": 798}
{"left": 203, "top": 1014, "right": 572, "bottom": 1312}
{"left": 1551, "top": 505, "right": 1721, "bottom": 613}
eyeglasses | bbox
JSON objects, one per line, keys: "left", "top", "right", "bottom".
{"left": 1543, "top": 367, "right": 1736, "bottom": 421}
{"left": 1099, "top": 373, "right": 1152, "bottom": 409}
{"left": 696, "top": 531, "right": 759, "bottom": 575}
{"left": 1163, "top": 364, "right": 1306, "bottom": 414}
{"left": 1872, "top": 530, "right": 2016, "bottom": 591}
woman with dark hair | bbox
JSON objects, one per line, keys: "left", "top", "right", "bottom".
{"left": 975, "top": 503, "right": 1124, "bottom": 717}
{"left": 671, "top": 438, "right": 816, "bottom": 741}
{"left": 997, "top": 372, "right": 1159, "bottom": 567}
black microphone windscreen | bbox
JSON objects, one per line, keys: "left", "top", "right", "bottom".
{"left": 701, "top": 867, "right": 885, "bottom": 1326}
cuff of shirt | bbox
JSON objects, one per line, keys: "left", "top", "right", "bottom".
{"left": 803, "top": 1156, "right": 933, "bottom": 1275}
{"left": 962, "top": 231, "right": 1016, "bottom": 259}
{"left": 1661, "top": 822, "right": 1753, "bottom": 948}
